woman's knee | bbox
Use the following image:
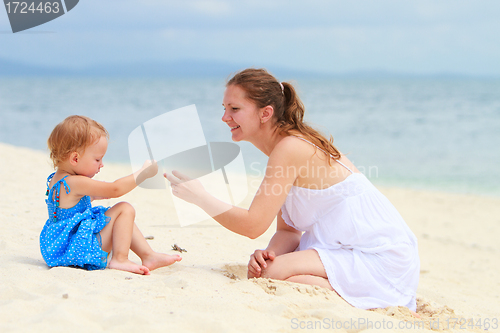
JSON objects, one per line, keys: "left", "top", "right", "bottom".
{"left": 261, "top": 250, "right": 327, "bottom": 281}
{"left": 261, "top": 257, "right": 288, "bottom": 280}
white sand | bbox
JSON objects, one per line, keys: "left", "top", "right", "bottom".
{"left": 1, "top": 143, "right": 499, "bottom": 332}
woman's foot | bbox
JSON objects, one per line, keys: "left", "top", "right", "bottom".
{"left": 109, "top": 258, "right": 151, "bottom": 275}
{"left": 142, "top": 252, "right": 182, "bottom": 271}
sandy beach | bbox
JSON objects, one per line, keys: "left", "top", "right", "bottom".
{"left": 1, "top": 142, "right": 499, "bottom": 333}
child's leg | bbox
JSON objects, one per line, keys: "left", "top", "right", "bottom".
{"left": 100, "top": 202, "right": 150, "bottom": 275}
{"left": 128, "top": 221, "right": 182, "bottom": 271}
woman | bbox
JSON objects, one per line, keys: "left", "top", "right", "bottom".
{"left": 164, "top": 68, "right": 419, "bottom": 311}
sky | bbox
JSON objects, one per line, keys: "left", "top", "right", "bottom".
{"left": 1, "top": 0, "right": 500, "bottom": 76}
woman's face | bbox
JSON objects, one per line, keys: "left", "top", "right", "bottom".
{"left": 222, "top": 84, "right": 261, "bottom": 142}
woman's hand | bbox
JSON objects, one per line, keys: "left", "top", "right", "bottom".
{"left": 164, "top": 170, "right": 207, "bottom": 205}
{"left": 247, "top": 249, "right": 276, "bottom": 278}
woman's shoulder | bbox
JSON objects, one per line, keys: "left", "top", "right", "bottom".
{"left": 270, "top": 135, "right": 316, "bottom": 164}
{"left": 275, "top": 135, "right": 316, "bottom": 153}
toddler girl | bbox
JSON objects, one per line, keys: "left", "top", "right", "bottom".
{"left": 40, "top": 115, "right": 181, "bottom": 275}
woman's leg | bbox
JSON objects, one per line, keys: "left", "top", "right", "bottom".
{"left": 260, "top": 249, "right": 333, "bottom": 290}
{"left": 100, "top": 202, "right": 150, "bottom": 275}
{"left": 286, "top": 274, "right": 333, "bottom": 290}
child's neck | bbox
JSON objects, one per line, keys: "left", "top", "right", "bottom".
{"left": 55, "top": 162, "right": 78, "bottom": 177}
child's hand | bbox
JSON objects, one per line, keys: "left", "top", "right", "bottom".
{"left": 141, "top": 160, "right": 158, "bottom": 178}
{"left": 135, "top": 160, "right": 158, "bottom": 185}
{"left": 247, "top": 249, "right": 276, "bottom": 278}
{"left": 164, "top": 171, "right": 207, "bottom": 205}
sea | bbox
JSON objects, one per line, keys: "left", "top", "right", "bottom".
{"left": 1, "top": 76, "right": 499, "bottom": 197}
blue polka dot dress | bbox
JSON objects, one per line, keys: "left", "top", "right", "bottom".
{"left": 40, "top": 173, "right": 110, "bottom": 270}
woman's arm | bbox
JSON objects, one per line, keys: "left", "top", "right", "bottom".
{"left": 165, "top": 138, "right": 304, "bottom": 239}
{"left": 247, "top": 213, "right": 301, "bottom": 277}
{"left": 265, "top": 213, "right": 302, "bottom": 256}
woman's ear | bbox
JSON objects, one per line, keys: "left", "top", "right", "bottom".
{"left": 260, "top": 105, "right": 274, "bottom": 124}
{"left": 69, "top": 152, "right": 79, "bottom": 166}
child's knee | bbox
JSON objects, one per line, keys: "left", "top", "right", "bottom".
{"left": 116, "top": 202, "right": 135, "bottom": 216}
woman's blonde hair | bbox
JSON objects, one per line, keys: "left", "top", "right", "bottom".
{"left": 226, "top": 68, "right": 341, "bottom": 161}
{"left": 47, "top": 115, "right": 109, "bottom": 168}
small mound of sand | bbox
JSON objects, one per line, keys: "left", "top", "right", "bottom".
{"left": 371, "top": 297, "right": 486, "bottom": 332}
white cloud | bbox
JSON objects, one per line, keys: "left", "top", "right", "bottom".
{"left": 190, "top": 1, "right": 232, "bottom": 16}
{"left": 1, "top": 1, "right": 500, "bottom": 75}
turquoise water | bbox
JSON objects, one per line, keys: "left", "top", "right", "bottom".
{"left": 1, "top": 77, "right": 499, "bottom": 196}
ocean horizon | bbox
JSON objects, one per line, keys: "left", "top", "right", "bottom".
{"left": 1, "top": 76, "right": 499, "bottom": 197}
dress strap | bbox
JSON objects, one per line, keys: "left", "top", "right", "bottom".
{"left": 46, "top": 174, "right": 71, "bottom": 196}
{"left": 46, "top": 174, "right": 71, "bottom": 222}
{"left": 291, "top": 135, "right": 353, "bottom": 174}
{"left": 58, "top": 176, "right": 71, "bottom": 195}
{"left": 46, "top": 172, "right": 55, "bottom": 196}
{"left": 334, "top": 159, "right": 354, "bottom": 174}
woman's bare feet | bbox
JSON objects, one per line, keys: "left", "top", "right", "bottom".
{"left": 109, "top": 258, "right": 151, "bottom": 275}
{"left": 142, "top": 252, "right": 182, "bottom": 271}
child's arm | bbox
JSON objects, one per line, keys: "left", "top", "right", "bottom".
{"left": 68, "top": 160, "right": 157, "bottom": 199}
{"left": 90, "top": 196, "right": 110, "bottom": 201}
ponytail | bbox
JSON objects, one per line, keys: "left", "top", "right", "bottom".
{"left": 278, "top": 82, "right": 304, "bottom": 127}
{"left": 227, "top": 68, "right": 341, "bottom": 161}
{"left": 279, "top": 82, "right": 341, "bottom": 160}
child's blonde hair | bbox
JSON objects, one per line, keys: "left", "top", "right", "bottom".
{"left": 48, "top": 115, "right": 109, "bottom": 168}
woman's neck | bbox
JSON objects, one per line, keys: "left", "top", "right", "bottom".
{"left": 250, "top": 126, "right": 287, "bottom": 157}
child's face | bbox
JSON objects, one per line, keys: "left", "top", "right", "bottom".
{"left": 75, "top": 136, "right": 108, "bottom": 178}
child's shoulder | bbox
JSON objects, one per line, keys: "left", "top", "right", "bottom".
{"left": 48, "top": 172, "right": 67, "bottom": 187}
{"left": 48, "top": 173, "right": 86, "bottom": 190}
{"left": 60, "top": 174, "right": 91, "bottom": 187}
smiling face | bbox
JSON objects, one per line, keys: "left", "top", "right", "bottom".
{"left": 222, "top": 84, "right": 262, "bottom": 142}
{"left": 73, "top": 135, "right": 108, "bottom": 178}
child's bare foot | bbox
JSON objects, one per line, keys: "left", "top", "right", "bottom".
{"left": 142, "top": 252, "right": 182, "bottom": 271}
{"left": 109, "top": 258, "right": 151, "bottom": 275}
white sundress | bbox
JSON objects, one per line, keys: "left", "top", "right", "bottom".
{"left": 281, "top": 137, "right": 420, "bottom": 311}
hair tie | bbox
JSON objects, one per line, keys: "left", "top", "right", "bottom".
{"left": 279, "top": 82, "right": 284, "bottom": 95}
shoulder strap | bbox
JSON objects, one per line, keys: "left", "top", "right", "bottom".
{"left": 46, "top": 174, "right": 71, "bottom": 222}
{"left": 46, "top": 172, "right": 55, "bottom": 196}
{"left": 46, "top": 174, "right": 71, "bottom": 195}
{"left": 290, "top": 135, "right": 353, "bottom": 174}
